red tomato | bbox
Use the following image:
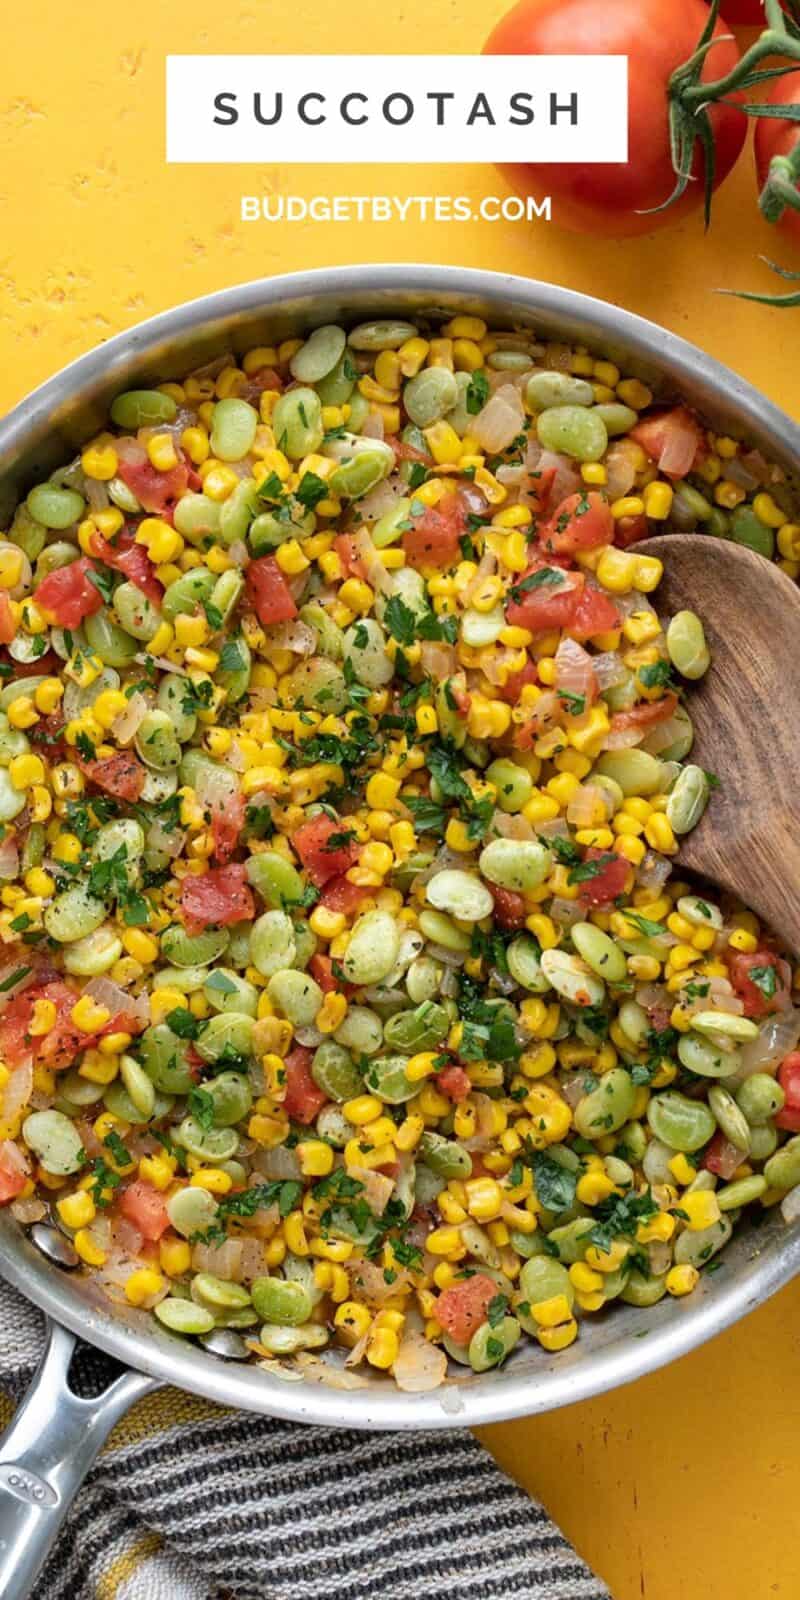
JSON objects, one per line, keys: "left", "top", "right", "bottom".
{"left": 576, "top": 848, "right": 631, "bottom": 908}
{"left": 91, "top": 531, "right": 163, "bottom": 606}
{"left": 630, "top": 407, "right": 704, "bottom": 479}
{"left": 0, "top": 593, "right": 16, "bottom": 645}
{"left": 388, "top": 436, "right": 433, "bottom": 465}
{"left": 78, "top": 749, "right": 146, "bottom": 803}
{"left": 704, "top": 1131, "right": 745, "bottom": 1179}
{"left": 4, "top": 650, "right": 58, "bottom": 679}
{"left": 776, "top": 1052, "right": 800, "bottom": 1131}
{"left": 120, "top": 1180, "right": 170, "bottom": 1241}
{"left": 491, "top": 886, "right": 527, "bottom": 929}
{"left": 615, "top": 513, "right": 650, "bottom": 549}
{"left": 246, "top": 556, "right": 298, "bottom": 627}
{"left": 309, "top": 953, "right": 338, "bottom": 993}
{"left": 755, "top": 72, "right": 800, "bottom": 247}
{"left": 283, "top": 1047, "right": 328, "bottom": 1124}
{"left": 334, "top": 533, "right": 368, "bottom": 579}
{"left": 497, "top": 660, "right": 539, "bottom": 705}
{"left": 319, "top": 875, "right": 369, "bottom": 914}
{"left": 435, "top": 1273, "right": 499, "bottom": 1344}
{"left": 506, "top": 568, "right": 585, "bottom": 633}
{"left": 525, "top": 464, "right": 557, "bottom": 516}
{"left": 180, "top": 863, "right": 255, "bottom": 935}
{"left": 483, "top": 0, "right": 746, "bottom": 237}
{"left": 210, "top": 791, "right": 245, "bottom": 864}
{"left": 540, "top": 491, "right": 614, "bottom": 556}
{"left": 116, "top": 450, "right": 189, "bottom": 514}
{"left": 292, "top": 814, "right": 359, "bottom": 888}
{"left": 0, "top": 1150, "right": 27, "bottom": 1205}
{"left": 0, "top": 981, "right": 87, "bottom": 1072}
{"left": 720, "top": 0, "right": 770, "bottom": 21}
{"left": 34, "top": 558, "right": 104, "bottom": 628}
{"left": 402, "top": 493, "right": 465, "bottom": 570}
{"left": 610, "top": 692, "right": 679, "bottom": 735}
{"left": 727, "top": 949, "right": 792, "bottom": 1018}
{"left": 570, "top": 587, "right": 622, "bottom": 641}
{"left": 436, "top": 1065, "right": 472, "bottom": 1102}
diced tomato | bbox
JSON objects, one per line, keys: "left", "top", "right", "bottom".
{"left": 704, "top": 1130, "right": 744, "bottom": 1179}
{"left": 436, "top": 1065, "right": 472, "bottom": 1102}
{"left": 283, "top": 1046, "right": 327, "bottom": 1124}
{"left": 309, "top": 954, "right": 337, "bottom": 993}
{"left": 540, "top": 491, "right": 614, "bottom": 557}
{"left": 0, "top": 980, "right": 87, "bottom": 1073}
{"left": 435, "top": 1273, "right": 499, "bottom": 1345}
{"left": 0, "top": 1150, "right": 27, "bottom": 1205}
{"left": 334, "top": 533, "right": 368, "bottom": 580}
{"left": 615, "top": 513, "right": 649, "bottom": 548}
{"left": 308, "top": 953, "right": 356, "bottom": 998}
{"left": 78, "top": 749, "right": 146, "bottom": 803}
{"left": 727, "top": 949, "right": 792, "bottom": 1019}
{"left": 180, "top": 863, "right": 255, "bottom": 935}
{"left": 389, "top": 436, "right": 432, "bottom": 465}
{"left": 0, "top": 593, "right": 16, "bottom": 645}
{"left": 34, "top": 557, "right": 104, "bottom": 629}
{"left": 576, "top": 848, "right": 631, "bottom": 908}
{"left": 630, "top": 406, "right": 704, "bottom": 480}
{"left": 248, "top": 367, "right": 282, "bottom": 393}
{"left": 4, "top": 650, "right": 59, "bottom": 679}
{"left": 91, "top": 531, "right": 163, "bottom": 606}
{"left": 246, "top": 556, "right": 298, "bottom": 627}
{"left": 610, "top": 693, "right": 679, "bottom": 735}
{"left": 525, "top": 465, "right": 557, "bottom": 516}
{"left": 120, "top": 1180, "right": 170, "bottom": 1241}
{"left": 319, "top": 875, "right": 369, "bottom": 915}
{"left": 402, "top": 492, "right": 465, "bottom": 570}
{"left": 506, "top": 567, "right": 586, "bottom": 634}
{"left": 116, "top": 449, "right": 189, "bottom": 514}
{"left": 776, "top": 1052, "right": 800, "bottom": 1131}
{"left": 497, "top": 660, "right": 539, "bottom": 705}
{"left": 210, "top": 790, "right": 245, "bottom": 864}
{"left": 569, "top": 587, "right": 622, "bottom": 642}
{"left": 491, "top": 886, "right": 527, "bottom": 930}
{"left": 292, "top": 814, "right": 359, "bottom": 888}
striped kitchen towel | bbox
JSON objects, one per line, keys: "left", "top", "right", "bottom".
{"left": 0, "top": 1282, "right": 609, "bottom": 1600}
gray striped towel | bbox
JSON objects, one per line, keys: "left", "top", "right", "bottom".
{"left": 0, "top": 1281, "right": 609, "bottom": 1600}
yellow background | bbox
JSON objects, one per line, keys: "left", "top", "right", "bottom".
{"left": 3, "top": 4, "right": 800, "bottom": 1596}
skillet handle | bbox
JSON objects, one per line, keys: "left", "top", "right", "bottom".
{"left": 0, "top": 1319, "right": 156, "bottom": 1600}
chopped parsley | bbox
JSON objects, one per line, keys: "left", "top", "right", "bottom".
{"left": 465, "top": 369, "right": 490, "bottom": 414}
{"left": 508, "top": 567, "right": 563, "bottom": 603}
{"left": 528, "top": 1150, "right": 577, "bottom": 1214}
{"left": 638, "top": 660, "right": 675, "bottom": 690}
{"left": 588, "top": 1189, "right": 659, "bottom": 1255}
{"left": 750, "top": 965, "right": 778, "bottom": 999}
{"left": 187, "top": 1086, "right": 216, "bottom": 1130}
{"left": 295, "top": 471, "right": 329, "bottom": 510}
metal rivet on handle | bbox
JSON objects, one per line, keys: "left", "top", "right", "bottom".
{"left": 198, "top": 1328, "right": 250, "bottom": 1361}
{"left": 29, "top": 1224, "right": 79, "bottom": 1270}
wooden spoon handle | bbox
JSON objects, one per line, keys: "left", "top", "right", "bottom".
{"left": 645, "top": 535, "right": 800, "bottom": 954}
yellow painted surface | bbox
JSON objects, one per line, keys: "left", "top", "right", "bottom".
{"left": 3, "top": 5, "right": 799, "bottom": 1596}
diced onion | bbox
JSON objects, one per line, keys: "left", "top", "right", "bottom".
{"left": 739, "top": 1008, "right": 800, "bottom": 1078}
{"left": 0, "top": 836, "right": 20, "bottom": 882}
{"left": 472, "top": 385, "right": 525, "bottom": 453}
{"left": 393, "top": 1333, "right": 449, "bottom": 1392}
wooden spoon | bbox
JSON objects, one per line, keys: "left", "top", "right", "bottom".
{"left": 643, "top": 534, "right": 800, "bottom": 953}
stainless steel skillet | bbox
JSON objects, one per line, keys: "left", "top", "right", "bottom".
{"left": 1, "top": 264, "right": 799, "bottom": 1599}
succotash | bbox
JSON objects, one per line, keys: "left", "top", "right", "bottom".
{"left": 0, "top": 316, "right": 798, "bottom": 1391}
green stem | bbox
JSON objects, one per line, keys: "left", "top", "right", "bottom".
{"left": 759, "top": 149, "right": 800, "bottom": 222}
{"left": 681, "top": 31, "right": 800, "bottom": 108}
